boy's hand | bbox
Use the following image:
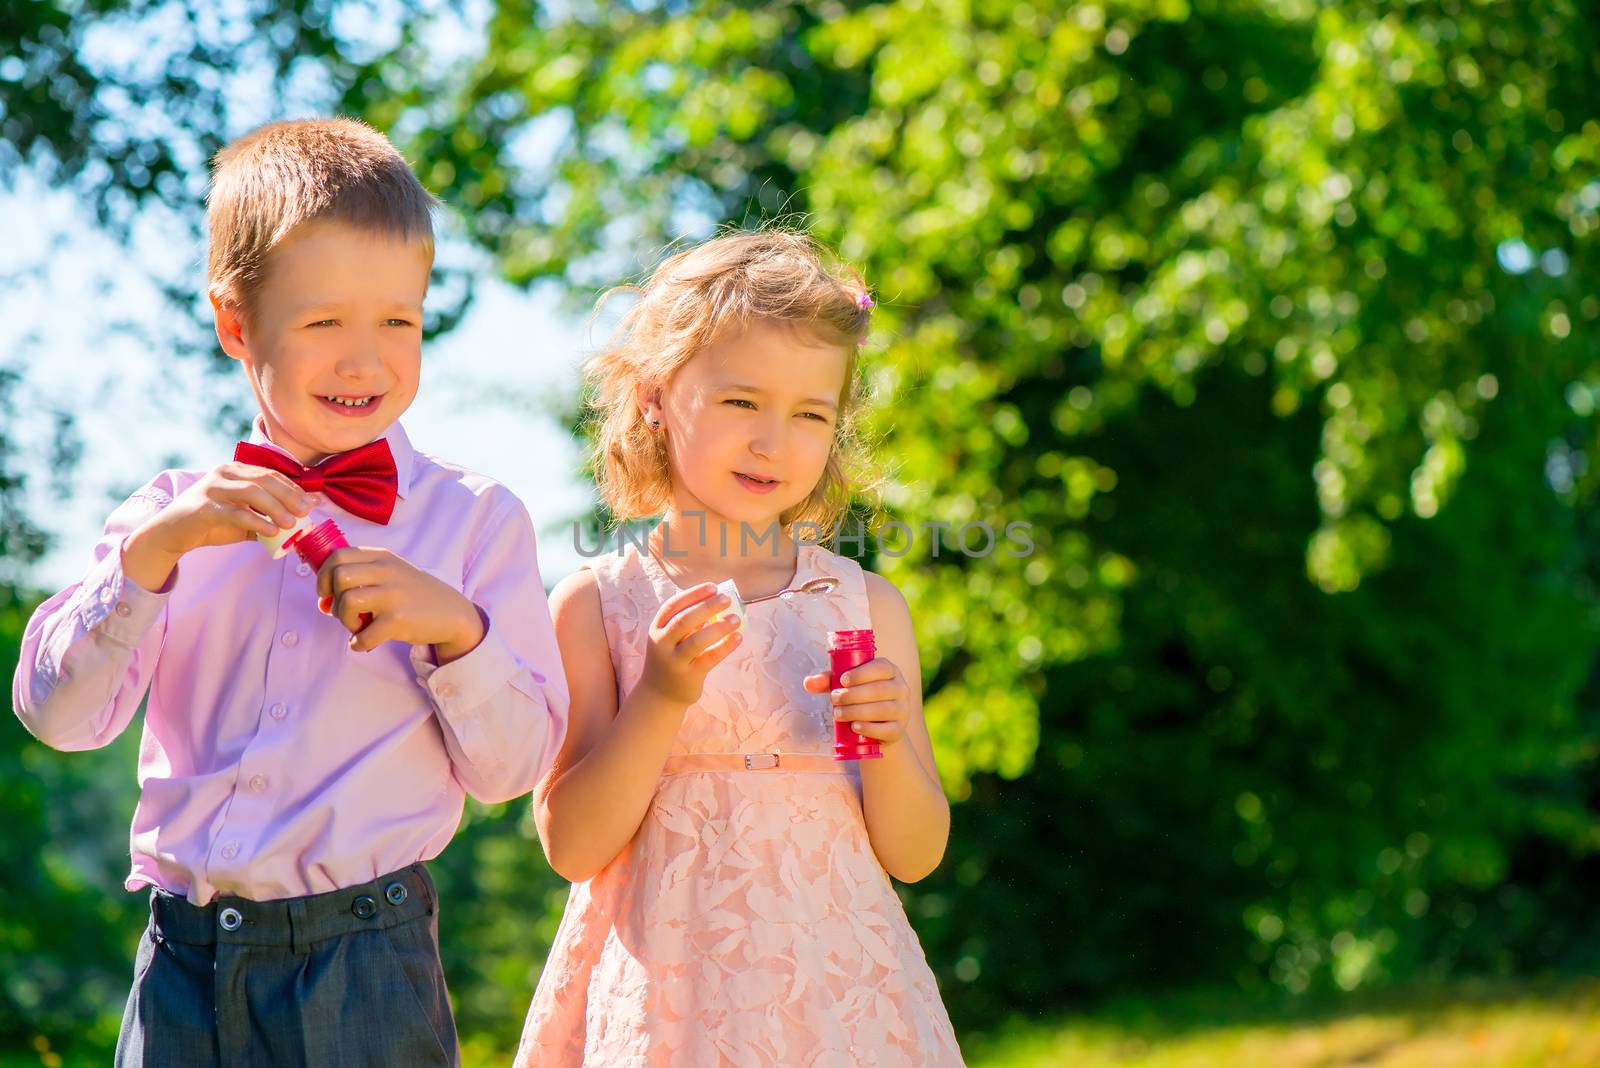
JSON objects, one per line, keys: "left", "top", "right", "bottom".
{"left": 123, "top": 463, "right": 310, "bottom": 591}
{"left": 317, "top": 548, "right": 485, "bottom": 661}
{"left": 638, "top": 583, "right": 742, "bottom": 707}
{"left": 804, "top": 657, "right": 912, "bottom": 747}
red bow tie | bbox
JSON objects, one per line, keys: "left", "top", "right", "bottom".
{"left": 233, "top": 439, "right": 399, "bottom": 525}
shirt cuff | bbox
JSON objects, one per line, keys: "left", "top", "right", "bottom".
{"left": 409, "top": 618, "right": 550, "bottom": 714}
{"left": 76, "top": 538, "right": 173, "bottom": 648}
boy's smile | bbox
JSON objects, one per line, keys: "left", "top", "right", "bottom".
{"left": 214, "top": 218, "right": 430, "bottom": 465}
{"left": 317, "top": 393, "right": 383, "bottom": 416}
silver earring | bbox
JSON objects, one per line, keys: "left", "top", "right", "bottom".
{"left": 647, "top": 415, "right": 661, "bottom": 428}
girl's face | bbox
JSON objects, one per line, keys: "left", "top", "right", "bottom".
{"left": 653, "top": 318, "right": 848, "bottom": 531}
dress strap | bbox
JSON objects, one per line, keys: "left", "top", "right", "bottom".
{"left": 660, "top": 751, "right": 847, "bottom": 776}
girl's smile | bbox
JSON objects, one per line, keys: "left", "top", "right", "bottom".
{"left": 733, "top": 471, "right": 782, "bottom": 494}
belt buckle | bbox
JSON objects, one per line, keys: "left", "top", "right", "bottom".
{"left": 744, "top": 752, "right": 779, "bottom": 770}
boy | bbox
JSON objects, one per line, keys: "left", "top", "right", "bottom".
{"left": 12, "top": 118, "right": 568, "bottom": 1067}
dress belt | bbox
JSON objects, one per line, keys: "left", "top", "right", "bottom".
{"left": 660, "top": 752, "right": 846, "bottom": 775}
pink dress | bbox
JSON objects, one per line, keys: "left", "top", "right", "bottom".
{"left": 515, "top": 541, "right": 965, "bottom": 1067}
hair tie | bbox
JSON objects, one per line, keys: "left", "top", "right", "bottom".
{"left": 857, "top": 291, "right": 875, "bottom": 310}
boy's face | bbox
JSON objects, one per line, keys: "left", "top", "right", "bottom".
{"left": 654, "top": 318, "right": 847, "bottom": 530}
{"left": 214, "top": 219, "right": 429, "bottom": 465}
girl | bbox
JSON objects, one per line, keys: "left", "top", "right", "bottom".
{"left": 517, "top": 230, "right": 963, "bottom": 1066}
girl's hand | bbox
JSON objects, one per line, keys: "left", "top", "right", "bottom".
{"left": 638, "top": 583, "right": 743, "bottom": 707}
{"left": 804, "top": 656, "right": 912, "bottom": 747}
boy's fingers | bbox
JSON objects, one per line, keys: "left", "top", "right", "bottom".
{"left": 221, "top": 503, "right": 280, "bottom": 539}
{"left": 259, "top": 471, "right": 313, "bottom": 515}
{"left": 238, "top": 468, "right": 312, "bottom": 516}
{"left": 334, "top": 588, "right": 382, "bottom": 632}
{"left": 203, "top": 501, "right": 264, "bottom": 539}
{"left": 315, "top": 549, "right": 382, "bottom": 596}
{"left": 224, "top": 481, "right": 299, "bottom": 528}
{"left": 324, "top": 546, "right": 386, "bottom": 567}
{"left": 225, "top": 462, "right": 306, "bottom": 504}
{"left": 348, "top": 617, "right": 398, "bottom": 652}
{"left": 324, "top": 561, "right": 389, "bottom": 596}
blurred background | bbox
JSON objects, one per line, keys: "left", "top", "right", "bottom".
{"left": 5, "top": 1, "right": 1600, "bottom": 1065}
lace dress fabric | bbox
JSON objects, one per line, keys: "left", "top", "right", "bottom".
{"left": 515, "top": 541, "right": 964, "bottom": 1067}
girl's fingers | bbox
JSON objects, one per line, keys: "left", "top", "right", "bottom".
{"left": 834, "top": 659, "right": 897, "bottom": 687}
{"left": 690, "top": 629, "right": 742, "bottom": 666}
{"left": 844, "top": 719, "right": 904, "bottom": 742}
{"left": 652, "top": 583, "right": 720, "bottom": 630}
{"left": 803, "top": 673, "right": 832, "bottom": 692}
{"left": 661, "top": 594, "right": 733, "bottom": 644}
{"left": 678, "top": 617, "right": 740, "bottom": 659}
{"left": 830, "top": 680, "right": 903, "bottom": 706}
{"left": 834, "top": 700, "right": 902, "bottom": 724}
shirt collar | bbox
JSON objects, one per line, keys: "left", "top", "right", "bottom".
{"left": 246, "top": 416, "right": 415, "bottom": 500}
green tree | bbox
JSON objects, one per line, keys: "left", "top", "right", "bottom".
{"left": 368, "top": 0, "right": 1600, "bottom": 1019}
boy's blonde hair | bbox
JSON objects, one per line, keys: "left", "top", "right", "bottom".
{"left": 587, "top": 229, "right": 876, "bottom": 533}
{"left": 207, "top": 117, "right": 436, "bottom": 315}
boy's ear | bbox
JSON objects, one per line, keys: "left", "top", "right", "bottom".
{"left": 210, "top": 291, "right": 249, "bottom": 364}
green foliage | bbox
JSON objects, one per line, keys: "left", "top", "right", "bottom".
{"left": 429, "top": 800, "right": 569, "bottom": 1055}
{"left": 7, "top": 0, "right": 1600, "bottom": 1054}
{"left": 367, "top": 0, "right": 1600, "bottom": 1016}
{"left": 0, "top": 595, "right": 144, "bottom": 1052}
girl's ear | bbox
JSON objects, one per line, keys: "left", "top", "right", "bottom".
{"left": 210, "top": 291, "right": 250, "bottom": 365}
{"left": 633, "top": 380, "right": 663, "bottom": 427}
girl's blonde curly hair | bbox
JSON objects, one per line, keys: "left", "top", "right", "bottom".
{"left": 584, "top": 228, "right": 877, "bottom": 534}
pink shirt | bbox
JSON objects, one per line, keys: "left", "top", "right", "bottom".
{"left": 13, "top": 421, "right": 568, "bottom": 904}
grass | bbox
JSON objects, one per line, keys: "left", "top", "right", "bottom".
{"left": 964, "top": 978, "right": 1600, "bottom": 1068}
{"left": 10, "top": 978, "right": 1600, "bottom": 1066}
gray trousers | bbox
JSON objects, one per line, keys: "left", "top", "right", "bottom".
{"left": 114, "top": 863, "right": 459, "bottom": 1067}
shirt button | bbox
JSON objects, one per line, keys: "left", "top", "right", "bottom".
{"left": 296, "top": 561, "right": 312, "bottom": 577}
{"left": 99, "top": 586, "right": 115, "bottom": 604}
{"left": 115, "top": 602, "right": 133, "bottom": 617}
{"left": 220, "top": 841, "right": 240, "bottom": 860}
{"left": 280, "top": 631, "right": 299, "bottom": 648}
{"left": 249, "top": 775, "right": 268, "bottom": 793}
{"left": 268, "top": 703, "right": 287, "bottom": 721}
{"left": 436, "top": 683, "right": 457, "bottom": 700}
